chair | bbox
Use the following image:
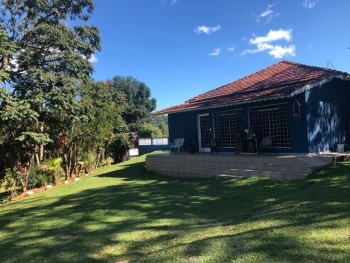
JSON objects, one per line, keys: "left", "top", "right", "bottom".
{"left": 258, "top": 136, "right": 274, "bottom": 155}
{"left": 170, "top": 138, "right": 184, "bottom": 153}
{"left": 210, "top": 138, "right": 217, "bottom": 154}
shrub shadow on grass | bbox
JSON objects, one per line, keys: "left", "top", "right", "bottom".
{"left": 0, "top": 160, "right": 349, "bottom": 262}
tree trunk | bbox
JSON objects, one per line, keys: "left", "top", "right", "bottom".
{"left": 39, "top": 122, "right": 44, "bottom": 162}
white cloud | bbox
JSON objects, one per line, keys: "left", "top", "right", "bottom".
{"left": 268, "top": 45, "right": 296, "bottom": 58}
{"left": 89, "top": 54, "right": 98, "bottom": 63}
{"left": 256, "top": 3, "right": 280, "bottom": 23}
{"left": 250, "top": 29, "right": 292, "bottom": 44}
{"left": 194, "top": 25, "right": 221, "bottom": 35}
{"left": 227, "top": 46, "right": 235, "bottom": 52}
{"left": 303, "top": 0, "right": 317, "bottom": 9}
{"left": 242, "top": 29, "right": 296, "bottom": 59}
{"left": 209, "top": 48, "right": 222, "bottom": 56}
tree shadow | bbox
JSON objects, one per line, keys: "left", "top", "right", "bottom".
{"left": 0, "top": 159, "right": 349, "bottom": 262}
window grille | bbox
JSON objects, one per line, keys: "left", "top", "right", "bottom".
{"left": 199, "top": 115, "right": 211, "bottom": 148}
{"left": 214, "top": 109, "right": 244, "bottom": 147}
{"left": 249, "top": 103, "right": 291, "bottom": 148}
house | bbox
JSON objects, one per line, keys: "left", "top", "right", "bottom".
{"left": 154, "top": 61, "right": 350, "bottom": 153}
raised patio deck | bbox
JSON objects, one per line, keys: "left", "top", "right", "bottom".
{"left": 145, "top": 152, "right": 346, "bottom": 180}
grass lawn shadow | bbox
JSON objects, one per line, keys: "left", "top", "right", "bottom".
{"left": 0, "top": 156, "right": 349, "bottom": 262}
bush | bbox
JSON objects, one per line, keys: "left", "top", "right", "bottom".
{"left": 3, "top": 169, "right": 20, "bottom": 199}
{"left": 83, "top": 153, "right": 95, "bottom": 173}
{"left": 107, "top": 133, "right": 131, "bottom": 163}
{"left": 28, "top": 165, "right": 52, "bottom": 189}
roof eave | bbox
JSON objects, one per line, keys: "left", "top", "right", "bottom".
{"left": 154, "top": 74, "right": 348, "bottom": 115}
{"left": 290, "top": 75, "right": 345, "bottom": 97}
{"left": 155, "top": 95, "right": 291, "bottom": 115}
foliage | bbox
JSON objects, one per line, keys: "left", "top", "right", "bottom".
{"left": 151, "top": 115, "right": 169, "bottom": 137}
{"left": 131, "top": 122, "right": 163, "bottom": 138}
{"left": 109, "top": 76, "right": 156, "bottom": 125}
{"left": 107, "top": 134, "right": 132, "bottom": 163}
{"left": 43, "top": 158, "right": 63, "bottom": 185}
{"left": 0, "top": 0, "right": 164, "bottom": 200}
{"left": 83, "top": 153, "right": 95, "bottom": 174}
{"left": 28, "top": 164, "right": 51, "bottom": 189}
{"left": 0, "top": 29, "right": 18, "bottom": 81}
{"left": 2, "top": 169, "right": 19, "bottom": 199}
{"left": 0, "top": 0, "right": 103, "bottom": 186}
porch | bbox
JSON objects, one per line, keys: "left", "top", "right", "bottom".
{"left": 145, "top": 152, "right": 347, "bottom": 180}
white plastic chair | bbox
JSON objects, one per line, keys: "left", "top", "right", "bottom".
{"left": 170, "top": 138, "right": 184, "bottom": 153}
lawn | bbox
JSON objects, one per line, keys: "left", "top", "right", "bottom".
{"left": 0, "top": 154, "right": 349, "bottom": 263}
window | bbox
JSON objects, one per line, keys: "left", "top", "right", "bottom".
{"left": 214, "top": 109, "right": 244, "bottom": 147}
{"left": 249, "top": 103, "right": 291, "bottom": 148}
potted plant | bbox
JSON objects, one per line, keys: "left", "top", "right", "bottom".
{"left": 187, "top": 139, "right": 197, "bottom": 154}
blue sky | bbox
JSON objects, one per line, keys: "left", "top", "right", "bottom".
{"left": 89, "top": 0, "right": 350, "bottom": 111}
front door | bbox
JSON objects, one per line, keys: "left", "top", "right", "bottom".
{"left": 197, "top": 114, "right": 211, "bottom": 152}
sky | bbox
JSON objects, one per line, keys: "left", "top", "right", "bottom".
{"left": 89, "top": 0, "right": 350, "bottom": 111}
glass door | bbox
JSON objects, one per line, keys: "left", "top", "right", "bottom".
{"left": 197, "top": 114, "right": 211, "bottom": 152}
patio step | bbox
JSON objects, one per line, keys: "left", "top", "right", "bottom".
{"left": 224, "top": 168, "right": 307, "bottom": 180}
{"left": 145, "top": 153, "right": 334, "bottom": 180}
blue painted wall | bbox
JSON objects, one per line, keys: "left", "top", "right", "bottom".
{"left": 304, "top": 78, "right": 349, "bottom": 152}
{"left": 168, "top": 78, "right": 349, "bottom": 153}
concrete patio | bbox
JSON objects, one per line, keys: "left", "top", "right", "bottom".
{"left": 145, "top": 152, "right": 349, "bottom": 180}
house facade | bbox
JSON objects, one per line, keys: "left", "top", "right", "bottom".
{"left": 154, "top": 61, "right": 350, "bottom": 153}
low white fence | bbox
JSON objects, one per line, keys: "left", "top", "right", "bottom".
{"left": 138, "top": 138, "right": 169, "bottom": 155}
{"left": 138, "top": 138, "right": 169, "bottom": 146}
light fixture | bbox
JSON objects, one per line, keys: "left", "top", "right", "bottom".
{"left": 293, "top": 100, "right": 301, "bottom": 120}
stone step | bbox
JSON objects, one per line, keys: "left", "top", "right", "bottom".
{"left": 226, "top": 168, "right": 307, "bottom": 180}
{"left": 149, "top": 161, "right": 313, "bottom": 175}
{"left": 155, "top": 168, "right": 219, "bottom": 178}
{"left": 145, "top": 154, "right": 334, "bottom": 181}
{"left": 155, "top": 167, "right": 307, "bottom": 180}
{"left": 147, "top": 155, "right": 308, "bottom": 167}
{"left": 154, "top": 163, "right": 225, "bottom": 174}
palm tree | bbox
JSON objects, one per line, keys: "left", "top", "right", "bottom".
{"left": 43, "top": 158, "right": 63, "bottom": 185}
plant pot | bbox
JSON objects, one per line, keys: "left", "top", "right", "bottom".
{"left": 187, "top": 146, "right": 196, "bottom": 154}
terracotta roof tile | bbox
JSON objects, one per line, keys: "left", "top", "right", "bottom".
{"left": 154, "top": 61, "right": 346, "bottom": 115}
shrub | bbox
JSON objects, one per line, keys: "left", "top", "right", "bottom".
{"left": 28, "top": 164, "right": 52, "bottom": 189}
{"left": 107, "top": 133, "right": 131, "bottom": 163}
{"left": 3, "top": 169, "right": 20, "bottom": 199}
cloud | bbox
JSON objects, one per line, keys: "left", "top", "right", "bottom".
{"left": 89, "top": 54, "right": 98, "bottom": 63}
{"left": 256, "top": 3, "right": 280, "bottom": 23}
{"left": 242, "top": 29, "right": 296, "bottom": 59}
{"left": 227, "top": 46, "right": 235, "bottom": 52}
{"left": 194, "top": 25, "right": 221, "bottom": 35}
{"left": 303, "top": 0, "right": 317, "bottom": 9}
{"left": 249, "top": 29, "right": 292, "bottom": 44}
{"left": 209, "top": 48, "right": 222, "bottom": 56}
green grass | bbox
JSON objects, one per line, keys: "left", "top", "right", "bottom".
{"left": 0, "top": 154, "right": 349, "bottom": 263}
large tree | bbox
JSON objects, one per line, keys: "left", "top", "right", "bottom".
{"left": 109, "top": 76, "right": 156, "bottom": 126}
{"left": 0, "top": 0, "right": 101, "bottom": 184}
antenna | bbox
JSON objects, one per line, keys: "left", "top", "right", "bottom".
{"left": 326, "top": 61, "right": 335, "bottom": 69}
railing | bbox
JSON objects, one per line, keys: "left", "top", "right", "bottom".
{"left": 138, "top": 138, "right": 169, "bottom": 146}
{"left": 138, "top": 138, "right": 169, "bottom": 155}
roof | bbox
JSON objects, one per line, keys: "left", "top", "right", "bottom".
{"left": 154, "top": 60, "right": 346, "bottom": 115}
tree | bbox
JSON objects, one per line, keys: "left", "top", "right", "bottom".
{"left": 133, "top": 122, "right": 163, "bottom": 138}
{"left": 150, "top": 115, "right": 168, "bottom": 137}
{"left": 0, "top": 0, "right": 101, "bottom": 186}
{"left": 109, "top": 76, "right": 156, "bottom": 126}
